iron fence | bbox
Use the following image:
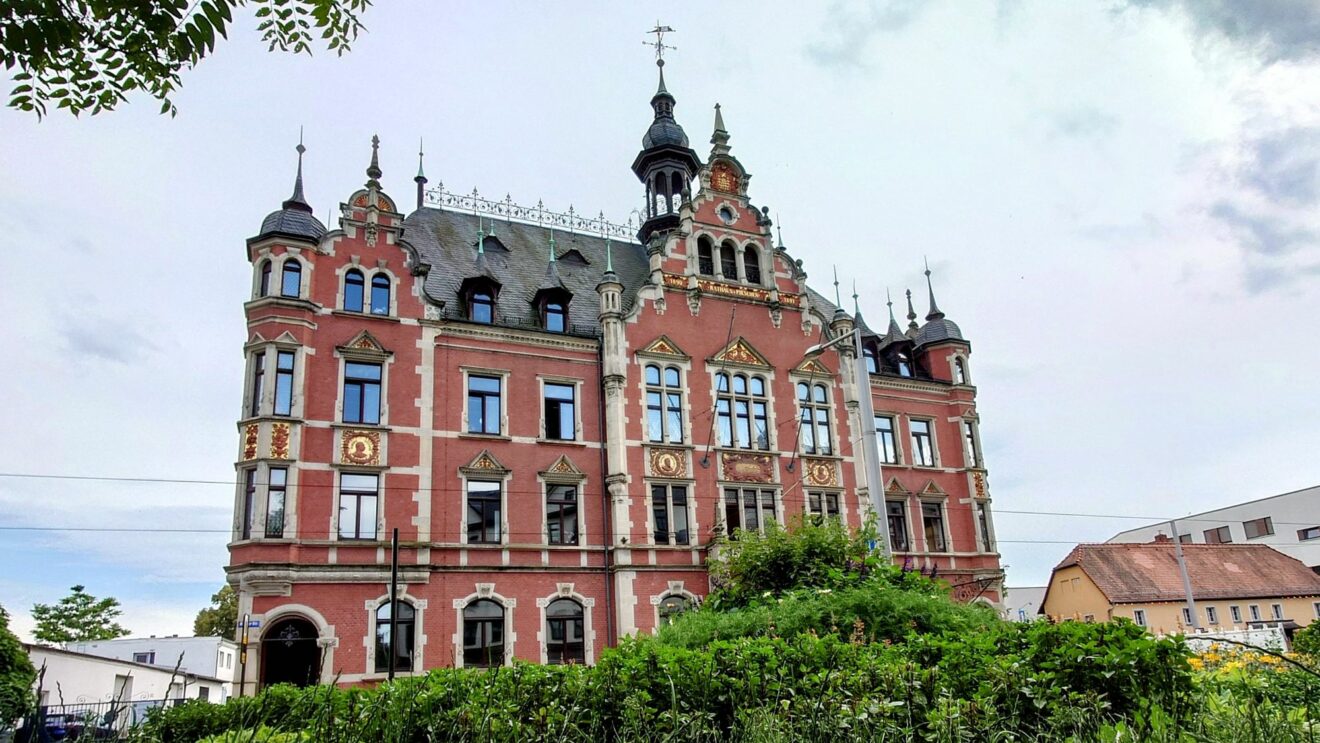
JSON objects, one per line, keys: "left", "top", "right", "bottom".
{"left": 17, "top": 699, "right": 176, "bottom": 741}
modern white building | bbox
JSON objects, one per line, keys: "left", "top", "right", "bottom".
{"left": 26, "top": 644, "right": 227, "bottom": 708}
{"left": 65, "top": 636, "right": 239, "bottom": 698}
{"left": 1108, "top": 484, "right": 1320, "bottom": 569}
{"left": 1001, "top": 586, "right": 1046, "bottom": 621}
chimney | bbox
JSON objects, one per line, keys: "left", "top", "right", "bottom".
{"left": 1152, "top": 533, "right": 1171, "bottom": 543}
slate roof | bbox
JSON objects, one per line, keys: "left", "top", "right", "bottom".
{"left": 913, "top": 316, "right": 964, "bottom": 346}
{"left": 258, "top": 208, "right": 327, "bottom": 242}
{"left": 400, "top": 208, "right": 650, "bottom": 334}
{"left": 1052, "top": 543, "right": 1320, "bottom": 604}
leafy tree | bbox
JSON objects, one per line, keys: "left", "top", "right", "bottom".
{"left": 1294, "top": 620, "right": 1320, "bottom": 657}
{"left": 0, "top": 603, "right": 36, "bottom": 728}
{"left": 194, "top": 585, "right": 238, "bottom": 641}
{"left": 30, "top": 585, "right": 130, "bottom": 644}
{"left": 2, "top": 0, "right": 371, "bottom": 118}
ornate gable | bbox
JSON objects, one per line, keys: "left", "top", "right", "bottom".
{"left": 794, "top": 358, "right": 831, "bottom": 376}
{"left": 885, "top": 477, "right": 911, "bottom": 496}
{"left": 920, "top": 480, "right": 947, "bottom": 497}
{"left": 709, "top": 336, "right": 771, "bottom": 368}
{"left": 461, "top": 449, "right": 509, "bottom": 475}
{"left": 540, "top": 454, "right": 584, "bottom": 479}
{"left": 337, "top": 330, "right": 391, "bottom": 357}
{"left": 639, "top": 335, "right": 688, "bottom": 359}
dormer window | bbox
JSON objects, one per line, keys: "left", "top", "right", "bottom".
{"left": 280, "top": 259, "right": 302, "bottom": 298}
{"left": 743, "top": 247, "right": 761, "bottom": 285}
{"left": 469, "top": 288, "right": 495, "bottom": 324}
{"left": 543, "top": 300, "right": 566, "bottom": 333}
{"left": 953, "top": 357, "right": 967, "bottom": 384}
{"left": 370, "top": 275, "right": 390, "bottom": 315}
{"left": 344, "top": 269, "right": 365, "bottom": 312}
{"left": 719, "top": 242, "right": 738, "bottom": 280}
{"left": 697, "top": 237, "right": 715, "bottom": 276}
{"left": 897, "top": 352, "right": 913, "bottom": 377}
{"left": 864, "top": 344, "right": 879, "bottom": 374}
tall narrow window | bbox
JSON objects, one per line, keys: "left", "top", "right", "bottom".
{"left": 887, "top": 501, "right": 910, "bottom": 552}
{"left": 975, "top": 502, "right": 992, "bottom": 551}
{"left": 274, "top": 351, "right": 295, "bottom": 417}
{"left": 723, "top": 487, "right": 776, "bottom": 537}
{"left": 469, "top": 289, "right": 494, "bottom": 324}
{"left": 370, "top": 275, "right": 390, "bottom": 315}
{"left": 1181, "top": 607, "right": 1193, "bottom": 625}
{"left": 374, "top": 601, "right": 415, "bottom": 672}
{"left": 1230, "top": 605, "right": 1242, "bottom": 623}
{"left": 343, "top": 362, "right": 382, "bottom": 425}
{"left": 241, "top": 469, "right": 256, "bottom": 540}
{"left": 1249, "top": 605, "right": 1261, "bottom": 621}
{"left": 280, "top": 259, "right": 302, "bottom": 298}
{"left": 864, "top": 345, "right": 879, "bottom": 374}
{"left": 874, "top": 415, "right": 899, "bottom": 464}
{"left": 796, "top": 382, "right": 833, "bottom": 455}
{"left": 466, "top": 481, "right": 501, "bottom": 544}
{"left": 697, "top": 239, "right": 715, "bottom": 276}
{"left": 258, "top": 260, "right": 272, "bottom": 297}
{"left": 265, "top": 467, "right": 287, "bottom": 538}
{"left": 1206, "top": 606, "right": 1218, "bottom": 625}
{"left": 543, "top": 383, "right": 576, "bottom": 441}
{"left": 963, "top": 421, "right": 980, "bottom": 467}
{"left": 719, "top": 242, "right": 738, "bottom": 279}
{"left": 545, "top": 599, "right": 585, "bottom": 665}
{"left": 543, "top": 301, "right": 566, "bottom": 333}
{"left": 922, "top": 502, "right": 947, "bottom": 552}
{"left": 953, "top": 358, "right": 967, "bottom": 384}
{"left": 645, "top": 365, "right": 684, "bottom": 444}
{"left": 546, "top": 485, "right": 578, "bottom": 545}
{"left": 1133, "top": 609, "right": 1147, "bottom": 627}
{"left": 466, "top": 375, "right": 502, "bottom": 435}
{"left": 896, "top": 352, "right": 913, "bottom": 377}
{"left": 249, "top": 352, "right": 266, "bottom": 417}
{"left": 338, "top": 473, "right": 378, "bottom": 540}
{"left": 743, "top": 247, "right": 761, "bottom": 284}
{"left": 344, "top": 269, "right": 365, "bottom": 312}
{"left": 651, "top": 484, "right": 690, "bottom": 545}
{"left": 910, "top": 420, "right": 935, "bottom": 466}
{"left": 1271, "top": 603, "right": 1283, "bottom": 620}
{"left": 715, "top": 373, "right": 769, "bottom": 450}
{"left": 807, "top": 492, "right": 840, "bottom": 522}
{"left": 463, "top": 600, "right": 504, "bottom": 668}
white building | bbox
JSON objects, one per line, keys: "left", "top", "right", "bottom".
{"left": 27, "top": 644, "right": 227, "bottom": 708}
{"left": 1108, "top": 484, "right": 1320, "bottom": 569}
{"left": 1002, "top": 586, "right": 1046, "bottom": 621}
{"left": 66, "top": 636, "right": 240, "bottom": 698}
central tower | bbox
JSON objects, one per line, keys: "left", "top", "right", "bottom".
{"left": 631, "top": 53, "right": 701, "bottom": 244}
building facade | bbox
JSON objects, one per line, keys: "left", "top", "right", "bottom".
{"left": 1108, "top": 484, "right": 1320, "bottom": 569}
{"left": 227, "top": 59, "right": 1003, "bottom": 691}
{"left": 27, "top": 645, "right": 227, "bottom": 707}
{"left": 65, "top": 636, "right": 239, "bottom": 699}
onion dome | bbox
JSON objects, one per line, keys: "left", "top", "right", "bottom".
{"left": 641, "top": 63, "right": 690, "bottom": 149}
{"left": 258, "top": 138, "right": 326, "bottom": 242}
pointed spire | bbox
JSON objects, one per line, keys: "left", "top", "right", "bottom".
{"left": 710, "top": 102, "right": 731, "bottom": 156}
{"left": 476, "top": 217, "right": 486, "bottom": 256}
{"left": 366, "top": 134, "right": 382, "bottom": 188}
{"left": 656, "top": 59, "right": 670, "bottom": 98}
{"left": 852, "top": 281, "right": 860, "bottom": 316}
{"left": 833, "top": 266, "right": 842, "bottom": 307}
{"left": 924, "top": 257, "right": 945, "bottom": 321}
{"left": 605, "top": 237, "right": 615, "bottom": 276}
{"left": 282, "top": 128, "right": 313, "bottom": 213}
{"left": 414, "top": 138, "right": 427, "bottom": 211}
{"left": 885, "top": 289, "right": 907, "bottom": 341}
{"left": 906, "top": 289, "right": 919, "bottom": 335}
{"left": 775, "top": 216, "right": 784, "bottom": 250}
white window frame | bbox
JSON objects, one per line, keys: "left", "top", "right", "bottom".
{"left": 908, "top": 417, "right": 938, "bottom": 468}
{"left": 452, "top": 585, "right": 515, "bottom": 669}
{"left": 1206, "top": 606, "right": 1218, "bottom": 625}
{"left": 363, "top": 592, "right": 426, "bottom": 677}
{"left": 642, "top": 362, "right": 688, "bottom": 445}
{"left": 793, "top": 377, "right": 837, "bottom": 457}
{"left": 536, "top": 584, "right": 596, "bottom": 665}
{"left": 1230, "top": 605, "right": 1242, "bottom": 623}
{"left": 1133, "top": 609, "right": 1147, "bottom": 627}
{"left": 874, "top": 413, "right": 902, "bottom": 465}
{"left": 962, "top": 418, "right": 982, "bottom": 469}
{"left": 335, "top": 470, "right": 381, "bottom": 541}
{"left": 709, "top": 369, "right": 775, "bottom": 451}
{"left": 336, "top": 347, "right": 392, "bottom": 428}
{"left": 540, "top": 466, "right": 586, "bottom": 547}
{"left": 538, "top": 376, "right": 584, "bottom": 442}
{"left": 919, "top": 499, "right": 950, "bottom": 553}
{"left": 460, "top": 473, "right": 510, "bottom": 547}
{"left": 648, "top": 481, "right": 693, "bottom": 547}
{"left": 461, "top": 367, "right": 510, "bottom": 437}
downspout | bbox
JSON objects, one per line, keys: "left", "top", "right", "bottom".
{"left": 597, "top": 338, "right": 616, "bottom": 648}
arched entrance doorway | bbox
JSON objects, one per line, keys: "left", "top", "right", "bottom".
{"left": 260, "top": 616, "right": 321, "bottom": 688}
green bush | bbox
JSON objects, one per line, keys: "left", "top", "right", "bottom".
{"left": 1293, "top": 621, "right": 1320, "bottom": 658}
{"left": 0, "top": 605, "right": 36, "bottom": 730}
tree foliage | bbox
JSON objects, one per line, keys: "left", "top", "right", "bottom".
{"left": 31, "top": 585, "right": 130, "bottom": 644}
{"left": 1, "top": 0, "right": 371, "bottom": 118}
{"left": 194, "top": 585, "right": 238, "bottom": 641}
{"left": 0, "top": 604, "right": 37, "bottom": 728}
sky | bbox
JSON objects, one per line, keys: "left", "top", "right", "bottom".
{"left": 2, "top": 0, "right": 1319, "bottom": 639}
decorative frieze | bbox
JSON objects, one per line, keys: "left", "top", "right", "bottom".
{"left": 803, "top": 458, "right": 838, "bottom": 487}
{"left": 270, "top": 423, "right": 291, "bottom": 460}
{"left": 720, "top": 452, "right": 774, "bottom": 483}
{"left": 340, "top": 429, "right": 382, "bottom": 467}
{"left": 242, "top": 423, "right": 259, "bottom": 461}
{"left": 648, "top": 447, "right": 687, "bottom": 478}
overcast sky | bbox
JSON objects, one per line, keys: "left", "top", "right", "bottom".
{"left": 2, "top": 0, "right": 1318, "bottom": 639}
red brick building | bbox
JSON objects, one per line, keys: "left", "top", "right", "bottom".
{"left": 229, "top": 59, "right": 1002, "bottom": 691}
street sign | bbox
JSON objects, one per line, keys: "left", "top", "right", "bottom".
{"left": 247, "top": 620, "right": 261, "bottom": 628}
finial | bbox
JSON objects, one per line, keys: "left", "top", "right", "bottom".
{"left": 887, "top": 288, "right": 895, "bottom": 320}
{"left": 366, "top": 134, "right": 382, "bottom": 187}
{"left": 645, "top": 22, "right": 677, "bottom": 64}
{"left": 833, "top": 265, "right": 842, "bottom": 307}
{"left": 476, "top": 218, "right": 486, "bottom": 256}
{"left": 282, "top": 128, "right": 312, "bottom": 212}
{"left": 852, "top": 280, "right": 861, "bottom": 316}
{"left": 775, "top": 215, "right": 784, "bottom": 250}
{"left": 924, "top": 256, "right": 945, "bottom": 320}
{"left": 605, "top": 236, "right": 615, "bottom": 275}
{"left": 549, "top": 229, "right": 558, "bottom": 261}
{"left": 415, "top": 138, "right": 426, "bottom": 180}
{"left": 710, "top": 102, "right": 731, "bottom": 154}
{"left": 906, "top": 289, "right": 919, "bottom": 334}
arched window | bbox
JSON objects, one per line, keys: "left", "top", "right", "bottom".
{"left": 715, "top": 373, "right": 769, "bottom": 450}
{"left": 897, "top": 352, "right": 913, "bottom": 378}
{"left": 719, "top": 242, "right": 738, "bottom": 280}
{"left": 469, "top": 288, "right": 494, "bottom": 324}
{"left": 258, "top": 260, "right": 272, "bottom": 297}
{"left": 743, "top": 247, "right": 761, "bottom": 285}
{"left": 374, "top": 600, "right": 415, "bottom": 673}
{"left": 953, "top": 357, "right": 967, "bottom": 384}
{"left": 796, "top": 382, "right": 833, "bottom": 455}
{"left": 658, "top": 595, "right": 691, "bottom": 627}
{"left": 545, "top": 598, "right": 585, "bottom": 665}
{"left": 343, "top": 269, "right": 364, "bottom": 312}
{"left": 645, "top": 364, "right": 684, "bottom": 444}
{"left": 543, "top": 300, "right": 567, "bottom": 333}
{"left": 370, "top": 275, "right": 390, "bottom": 315}
{"left": 696, "top": 237, "right": 715, "bottom": 276}
{"left": 864, "top": 344, "right": 879, "bottom": 374}
{"left": 463, "top": 599, "right": 504, "bottom": 668}
{"left": 280, "top": 259, "right": 302, "bottom": 298}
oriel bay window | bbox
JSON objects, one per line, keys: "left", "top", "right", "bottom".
{"left": 545, "top": 599, "right": 585, "bottom": 665}
{"left": 723, "top": 487, "right": 776, "bottom": 537}
{"left": 343, "top": 362, "right": 382, "bottom": 425}
{"left": 463, "top": 600, "right": 505, "bottom": 668}
{"left": 651, "top": 484, "right": 690, "bottom": 546}
{"left": 274, "top": 351, "right": 295, "bottom": 416}
{"left": 874, "top": 415, "right": 899, "bottom": 464}
{"left": 887, "top": 501, "right": 910, "bottom": 552}
{"left": 546, "top": 484, "right": 578, "bottom": 545}
{"left": 466, "top": 375, "right": 502, "bottom": 435}
{"left": 645, "top": 364, "right": 684, "bottom": 444}
{"left": 265, "top": 467, "right": 287, "bottom": 538}
{"left": 922, "top": 502, "right": 948, "bottom": 552}
{"left": 910, "top": 419, "right": 935, "bottom": 466}
{"left": 796, "top": 382, "right": 833, "bottom": 455}
{"left": 715, "top": 373, "right": 769, "bottom": 450}
{"left": 374, "top": 600, "right": 415, "bottom": 673}
{"left": 338, "top": 473, "right": 379, "bottom": 540}
{"left": 543, "top": 383, "right": 576, "bottom": 441}
{"left": 467, "top": 481, "right": 502, "bottom": 544}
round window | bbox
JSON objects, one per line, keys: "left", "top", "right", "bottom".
{"left": 717, "top": 206, "right": 736, "bottom": 225}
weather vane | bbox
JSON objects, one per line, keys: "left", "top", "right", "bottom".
{"left": 645, "top": 22, "right": 676, "bottom": 64}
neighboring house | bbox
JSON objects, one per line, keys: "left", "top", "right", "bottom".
{"left": 227, "top": 52, "right": 1004, "bottom": 691}
{"left": 1041, "top": 540, "right": 1320, "bottom": 636}
{"left": 66, "top": 636, "right": 239, "bottom": 698}
{"left": 1108, "top": 484, "right": 1320, "bottom": 569}
{"left": 1002, "top": 586, "right": 1046, "bottom": 621}
{"left": 26, "top": 644, "right": 227, "bottom": 707}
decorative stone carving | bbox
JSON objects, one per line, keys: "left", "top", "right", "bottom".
{"left": 269, "top": 423, "right": 291, "bottom": 460}
{"left": 973, "top": 472, "right": 987, "bottom": 499}
{"left": 804, "top": 458, "right": 838, "bottom": 487}
{"left": 711, "top": 337, "right": 771, "bottom": 367}
{"left": 649, "top": 448, "right": 687, "bottom": 478}
{"left": 720, "top": 452, "right": 773, "bottom": 483}
{"left": 340, "top": 430, "right": 381, "bottom": 466}
{"left": 242, "top": 423, "right": 259, "bottom": 461}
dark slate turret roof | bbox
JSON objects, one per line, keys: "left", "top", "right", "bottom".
{"left": 401, "top": 208, "right": 649, "bottom": 333}
{"left": 258, "top": 208, "right": 327, "bottom": 242}
{"left": 914, "top": 317, "right": 964, "bottom": 345}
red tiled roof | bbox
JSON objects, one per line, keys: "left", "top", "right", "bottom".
{"left": 1053, "top": 543, "right": 1320, "bottom": 604}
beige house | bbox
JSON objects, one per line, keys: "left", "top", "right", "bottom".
{"left": 1041, "top": 540, "right": 1320, "bottom": 634}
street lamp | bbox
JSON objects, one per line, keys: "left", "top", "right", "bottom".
{"left": 803, "top": 327, "right": 891, "bottom": 559}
